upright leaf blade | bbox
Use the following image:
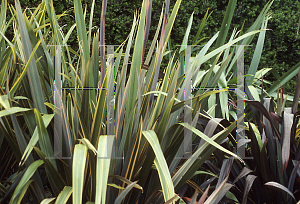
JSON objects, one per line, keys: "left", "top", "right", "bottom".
{"left": 72, "top": 144, "right": 88, "bottom": 204}
{"left": 142, "top": 130, "right": 175, "bottom": 202}
{"left": 214, "top": 0, "right": 237, "bottom": 50}
{"left": 125, "top": 0, "right": 147, "bottom": 123}
{"left": 14, "top": 0, "right": 47, "bottom": 114}
{"left": 282, "top": 109, "right": 293, "bottom": 171}
{"left": 95, "top": 135, "right": 112, "bottom": 204}
{"left": 34, "top": 109, "right": 56, "bottom": 168}
{"left": 74, "top": 0, "right": 89, "bottom": 69}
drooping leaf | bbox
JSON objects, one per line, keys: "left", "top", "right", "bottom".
{"left": 78, "top": 138, "right": 97, "bottom": 155}
{"left": 232, "top": 167, "right": 253, "bottom": 184}
{"left": 0, "top": 107, "right": 31, "bottom": 117}
{"left": 265, "top": 181, "right": 296, "bottom": 201}
{"left": 178, "top": 123, "right": 241, "bottom": 161}
{"left": 114, "top": 181, "right": 138, "bottom": 204}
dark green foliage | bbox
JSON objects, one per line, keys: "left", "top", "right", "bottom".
{"left": 11, "top": 0, "right": 300, "bottom": 95}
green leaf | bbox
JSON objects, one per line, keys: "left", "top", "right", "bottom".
{"left": 78, "top": 138, "right": 97, "bottom": 155}
{"left": 267, "top": 61, "right": 300, "bottom": 95}
{"left": 248, "top": 85, "right": 260, "bottom": 101}
{"left": 246, "top": 14, "right": 271, "bottom": 85}
{"left": 0, "top": 94, "right": 10, "bottom": 109}
{"left": 178, "top": 123, "right": 241, "bottom": 160}
{"left": 163, "top": 0, "right": 182, "bottom": 43}
{"left": 192, "top": 171, "right": 218, "bottom": 178}
{"left": 213, "top": 0, "right": 237, "bottom": 50}
{"left": 33, "top": 147, "right": 66, "bottom": 194}
{"left": 95, "top": 135, "right": 112, "bottom": 204}
{"left": 293, "top": 66, "right": 300, "bottom": 114}
{"left": 142, "top": 130, "right": 175, "bottom": 202}
{"left": 15, "top": 0, "right": 47, "bottom": 113}
{"left": 172, "top": 116, "right": 243, "bottom": 188}
{"left": 108, "top": 175, "right": 143, "bottom": 192}
{"left": 34, "top": 109, "right": 55, "bottom": 167}
{"left": 73, "top": 144, "right": 88, "bottom": 204}
{"left": 107, "top": 183, "right": 125, "bottom": 190}
{"left": 179, "top": 12, "right": 193, "bottom": 53}
{"left": 192, "top": 8, "right": 212, "bottom": 44}
{"left": 156, "top": 97, "right": 175, "bottom": 142}
{"left": 194, "top": 29, "right": 267, "bottom": 68}
{"left": 11, "top": 180, "right": 34, "bottom": 204}
{"left": 125, "top": 0, "right": 146, "bottom": 124}
{"left": 90, "top": 76, "right": 107, "bottom": 145}
{"left": 0, "top": 107, "right": 31, "bottom": 118}
{"left": 114, "top": 181, "right": 138, "bottom": 204}
{"left": 10, "top": 160, "right": 44, "bottom": 203}
{"left": 20, "top": 113, "right": 54, "bottom": 166}
{"left": 55, "top": 186, "right": 72, "bottom": 204}
{"left": 9, "top": 38, "right": 43, "bottom": 97}
{"left": 74, "top": 0, "right": 89, "bottom": 70}
{"left": 0, "top": 0, "right": 7, "bottom": 31}
{"left": 87, "top": 0, "right": 95, "bottom": 50}
{"left": 41, "top": 198, "right": 56, "bottom": 204}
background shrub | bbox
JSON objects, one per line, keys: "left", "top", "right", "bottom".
{"left": 9, "top": 0, "right": 300, "bottom": 93}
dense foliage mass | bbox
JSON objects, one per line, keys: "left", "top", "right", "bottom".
{"left": 7, "top": 0, "right": 300, "bottom": 93}
{"left": 1, "top": 0, "right": 300, "bottom": 203}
